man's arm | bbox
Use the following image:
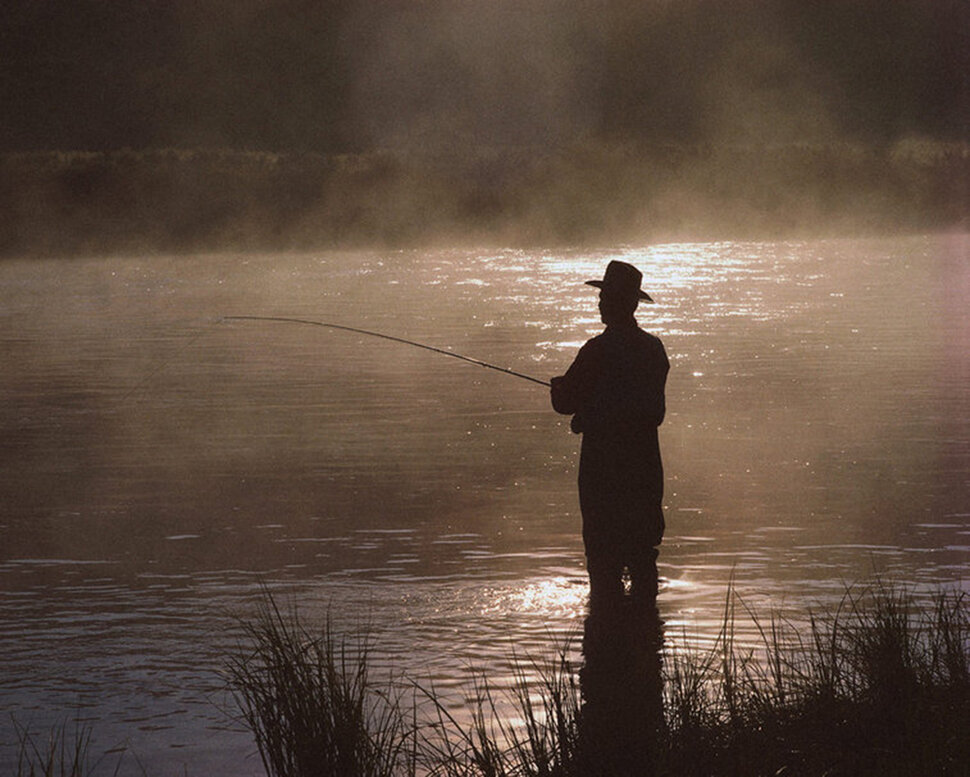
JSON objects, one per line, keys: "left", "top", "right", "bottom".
{"left": 550, "top": 343, "right": 595, "bottom": 427}
{"left": 550, "top": 375, "right": 578, "bottom": 415}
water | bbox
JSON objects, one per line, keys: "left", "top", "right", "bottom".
{"left": 1, "top": 236, "right": 968, "bottom": 775}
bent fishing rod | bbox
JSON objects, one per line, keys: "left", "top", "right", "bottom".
{"left": 221, "top": 315, "right": 551, "bottom": 387}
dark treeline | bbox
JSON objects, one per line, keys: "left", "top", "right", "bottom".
{"left": 2, "top": 0, "right": 968, "bottom": 153}
{"left": 3, "top": 142, "right": 967, "bottom": 255}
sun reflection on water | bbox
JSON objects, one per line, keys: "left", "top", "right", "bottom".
{"left": 478, "top": 575, "right": 700, "bottom": 623}
{"left": 480, "top": 576, "right": 589, "bottom": 619}
{"left": 516, "top": 577, "right": 588, "bottom": 616}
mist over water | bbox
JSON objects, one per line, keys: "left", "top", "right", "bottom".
{"left": 1, "top": 237, "right": 968, "bottom": 775}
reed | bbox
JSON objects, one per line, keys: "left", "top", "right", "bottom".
{"left": 418, "top": 644, "right": 582, "bottom": 777}
{"left": 224, "top": 592, "right": 415, "bottom": 777}
{"left": 12, "top": 718, "right": 94, "bottom": 777}
{"left": 660, "top": 583, "right": 970, "bottom": 776}
{"left": 225, "top": 583, "right": 969, "bottom": 777}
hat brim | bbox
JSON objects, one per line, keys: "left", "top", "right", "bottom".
{"left": 585, "top": 280, "right": 654, "bottom": 302}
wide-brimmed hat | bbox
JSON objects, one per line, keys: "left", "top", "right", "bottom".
{"left": 586, "top": 260, "right": 654, "bottom": 302}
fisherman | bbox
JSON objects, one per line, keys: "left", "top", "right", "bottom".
{"left": 551, "top": 260, "right": 669, "bottom": 600}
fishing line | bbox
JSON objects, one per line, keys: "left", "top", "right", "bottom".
{"left": 221, "top": 315, "right": 551, "bottom": 387}
{"left": 117, "top": 321, "right": 217, "bottom": 403}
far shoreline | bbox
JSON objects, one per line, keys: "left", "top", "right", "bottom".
{"left": 2, "top": 142, "right": 967, "bottom": 259}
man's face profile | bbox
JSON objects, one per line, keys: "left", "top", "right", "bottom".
{"left": 598, "top": 290, "right": 639, "bottom": 327}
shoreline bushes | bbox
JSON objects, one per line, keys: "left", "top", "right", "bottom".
{"left": 2, "top": 142, "right": 968, "bottom": 257}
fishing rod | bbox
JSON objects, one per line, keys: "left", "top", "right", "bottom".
{"left": 221, "top": 315, "right": 551, "bottom": 387}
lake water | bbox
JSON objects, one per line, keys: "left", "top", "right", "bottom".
{"left": 1, "top": 236, "right": 968, "bottom": 775}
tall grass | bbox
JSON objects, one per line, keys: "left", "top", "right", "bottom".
{"left": 12, "top": 718, "right": 94, "bottom": 777}
{"left": 226, "top": 583, "right": 969, "bottom": 777}
{"left": 225, "top": 593, "right": 415, "bottom": 777}
{"left": 660, "top": 583, "right": 970, "bottom": 776}
{"left": 418, "top": 646, "right": 582, "bottom": 777}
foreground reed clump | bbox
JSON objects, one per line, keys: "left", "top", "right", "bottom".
{"left": 226, "top": 583, "right": 969, "bottom": 777}
{"left": 12, "top": 718, "right": 94, "bottom": 777}
{"left": 418, "top": 646, "right": 583, "bottom": 777}
{"left": 225, "top": 594, "right": 415, "bottom": 777}
{"left": 662, "top": 585, "right": 970, "bottom": 776}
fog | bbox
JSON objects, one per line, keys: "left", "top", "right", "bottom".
{"left": 1, "top": 0, "right": 968, "bottom": 251}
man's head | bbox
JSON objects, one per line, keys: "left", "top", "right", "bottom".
{"left": 585, "top": 260, "right": 653, "bottom": 327}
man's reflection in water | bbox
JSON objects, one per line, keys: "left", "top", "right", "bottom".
{"left": 578, "top": 572, "right": 665, "bottom": 777}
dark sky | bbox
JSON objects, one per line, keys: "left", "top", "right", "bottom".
{"left": 2, "top": 0, "right": 968, "bottom": 153}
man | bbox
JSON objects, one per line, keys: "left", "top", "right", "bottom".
{"left": 551, "top": 260, "right": 669, "bottom": 599}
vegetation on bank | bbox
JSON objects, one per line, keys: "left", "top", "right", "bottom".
{"left": 2, "top": 141, "right": 968, "bottom": 257}
{"left": 13, "top": 583, "right": 969, "bottom": 776}
{"left": 223, "top": 583, "right": 969, "bottom": 777}
{"left": 12, "top": 718, "right": 95, "bottom": 777}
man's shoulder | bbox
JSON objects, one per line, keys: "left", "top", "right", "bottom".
{"left": 630, "top": 327, "right": 665, "bottom": 350}
{"left": 634, "top": 328, "right": 669, "bottom": 368}
{"left": 636, "top": 328, "right": 664, "bottom": 345}
{"left": 583, "top": 327, "right": 664, "bottom": 349}
{"left": 575, "top": 330, "right": 610, "bottom": 355}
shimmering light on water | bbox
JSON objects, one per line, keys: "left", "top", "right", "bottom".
{"left": 0, "top": 235, "right": 968, "bottom": 775}
{"left": 504, "top": 576, "right": 588, "bottom": 618}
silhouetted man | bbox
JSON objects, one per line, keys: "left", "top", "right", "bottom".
{"left": 551, "top": 260, "right": 668, "bottom": 600}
